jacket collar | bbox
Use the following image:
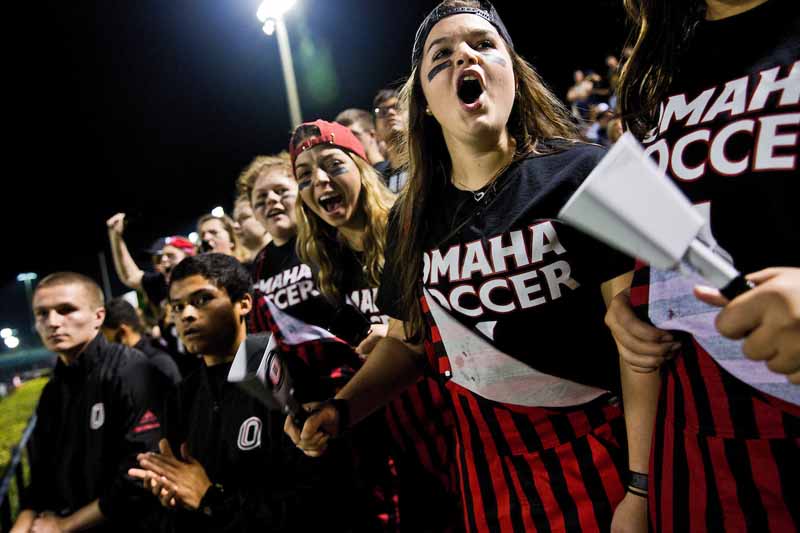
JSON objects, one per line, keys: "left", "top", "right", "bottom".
{"left": 53, "top": 332, "right": 106, "bottom": 378}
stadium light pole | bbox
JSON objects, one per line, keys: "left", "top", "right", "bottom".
{"left": 257, "top": 0, "right": 303, "bottom": 128}
{"left": 17, "top": 272, "right": 38, "bottom": 333}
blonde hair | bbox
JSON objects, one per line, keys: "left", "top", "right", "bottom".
{"left": 237, "top": 152, "right": 293, "bottom": 205}
{"left": 295, "top": 154, "right": 395, "bottom": 301}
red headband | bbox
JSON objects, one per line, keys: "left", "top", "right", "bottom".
{"left": 289, "top": 119, "right": 368, "bottom": 173}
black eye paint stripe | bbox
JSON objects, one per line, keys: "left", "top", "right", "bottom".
{"left": 483, "top": 51, "right": 507, "bottom": 68}
{"left": 428, "top": 60, "right": 453, "bottom": 83}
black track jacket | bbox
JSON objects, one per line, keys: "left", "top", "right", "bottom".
{"left": 160, "top": 358, "right": 385, "bottom": 533}
{"left": 22, "top": 333, "right": 165, "bottom": 532}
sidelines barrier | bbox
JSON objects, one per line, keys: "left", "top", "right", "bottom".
{"left": 0, "top": 415, "right": 37, "bottom": 533}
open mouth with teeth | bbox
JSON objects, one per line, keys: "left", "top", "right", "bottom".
{"left": 318, "top": 193, "right": 345, "bottom": 214}
{"left": 458, "top": 74, "right": 484, "bottom": 105}
{"left": 266, "top": 208, "right": 285, "bottom": 219}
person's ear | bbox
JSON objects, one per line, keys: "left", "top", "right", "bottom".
{"left": 119, "top": 323, "right": 136, "bottom": 345}
{"left": 94, "top": 306, "right": 106, "bottom": 331}
{"left": 238, "top": 293, "right": 253, "bottom": 319}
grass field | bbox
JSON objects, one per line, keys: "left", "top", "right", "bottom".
{"left": 0, "top": 377, "right": 47, "bottom": 519}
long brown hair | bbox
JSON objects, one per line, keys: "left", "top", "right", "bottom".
{"left": 292, "top": 138, "right": 396, "bottom": 301}
{"left": 395, "top": 0, "right": 582, "bottom": 341}
{"left": 617, "top": 0, "right": 705, "bottom": 137}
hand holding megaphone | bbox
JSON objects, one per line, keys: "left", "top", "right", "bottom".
{"left": 559, "top": 132, "right": 753, "bottom": 299}
{"left": 695, "top": 267, "right": 800, "bottom": 384}
{"left": 560, "top": 134, "right": 800, "bottom": 391}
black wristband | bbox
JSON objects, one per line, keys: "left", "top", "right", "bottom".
{"left": 628, "top": 471, "right": 648, "bottom": 493}
{"left": 330, "top": 398, "right": 351, "bottom": 435}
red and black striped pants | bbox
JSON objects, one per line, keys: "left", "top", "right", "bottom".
{"left": 649, "top": 343, "right": 800, "bottom": 533}
{"left": 447, "top": 383, "right": 627, "bottom": 533}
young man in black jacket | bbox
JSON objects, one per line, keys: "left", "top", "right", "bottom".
{"left": 13, "top": 273, "right": 164, "bottom": 533}
{"left": 101, "top": 297, "right": 182, "bottom": 385}
{"left": 129, "top": 253, "right": 372, "bottom": 532}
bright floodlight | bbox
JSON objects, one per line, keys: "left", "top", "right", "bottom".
{"left": 4, "top": 336, "right": 20, "bottom": 349}
{"left": 211, "top": 206, "right": 225, "bottom": 218}
{"left": 262, "top": 19, "right": 276, "bottom": 36}
{"left": 188, "top": 232, "right": 199, "bottom": 244}
{"left": 257, "top": 0, "right": 297, "bottom": 22}
{"left": 0, "top": 328, "right": 12, "bottom": 339}
{"left": 16, "top": 272, "right": 38, "bottom": 282}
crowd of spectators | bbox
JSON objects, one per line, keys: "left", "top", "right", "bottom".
{"left": 565, "top": 49, "right": 631, "bottom": 147}
{"left": 9, "top": 0, "right": 799, "bottom": 532}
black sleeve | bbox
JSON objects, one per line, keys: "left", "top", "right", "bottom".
{"left": 375, "top": 206, "right": 406, "bottom": 320}
{"left": 97, "top": 358, "right": 164, "bottom": 523}
{"left": 570, "top": 224, "right": 635, "bottom": 284}
{"left": 560, "top": 143, "right": 635, "bottom": 282}
{"left": 140, "top": 271, "right": 167, "bottom": 305}
{"left": 149, "top": 351, "right": 182, "bottom": 385}
{"left": 173, "top": 412, "right": 348, "bottom": 533}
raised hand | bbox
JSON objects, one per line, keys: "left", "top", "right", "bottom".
{"left": 106, "top": 213, "right": 126, "bottom": 236}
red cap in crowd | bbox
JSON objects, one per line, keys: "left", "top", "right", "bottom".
{"left": 163, "top": 236, "right": 197, "bottom": 256}
{"left": 289, "top": 119, "right": 368, "bottom": 173}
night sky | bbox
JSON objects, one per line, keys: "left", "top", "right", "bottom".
{"left": 2, "top": 0, "right": 627, "bottom": 341}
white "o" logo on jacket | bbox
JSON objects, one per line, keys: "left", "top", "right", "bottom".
{"left": 90, "top": 403, "right": 105, "bottom": 430}
{"left": 237, "top": 417, "right": 262, "bottom": 451}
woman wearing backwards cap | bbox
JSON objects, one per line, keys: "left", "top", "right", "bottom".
{"left": 289, "top": 119, "right": 462, "bottom": 532}
{"left": 286, "top": 2, "right": 639, "bottom": 532}
{"left": 243, "top": 145, "right": 401, "bottom": 531}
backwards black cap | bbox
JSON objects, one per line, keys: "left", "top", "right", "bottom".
{"left": 411, "top": 0, "right": 514, "bottom": 68}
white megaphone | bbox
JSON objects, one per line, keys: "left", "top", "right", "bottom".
{"left": 559, "top": 132, "right": 752, "bottom": 300}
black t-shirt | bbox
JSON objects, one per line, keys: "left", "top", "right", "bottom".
{"left": 638, "top": 0, "right": 799, "bottom": 272}
{"left": 251, "top": 236, "right": 336, "bottom": 328}
{"left": 140, "top": 271, "right": 167, "bottom": 306}
{"left": 134, "top": 337, "right": 182, "bottom": 385}
{"left": 337, "top": 247, "right": 388, "bottom": 325}
{"left": 378, "top": 143, "right": 632, "bottom": 392}
{"left": 628, "top": 0, "right": 800, "bottom": 433}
